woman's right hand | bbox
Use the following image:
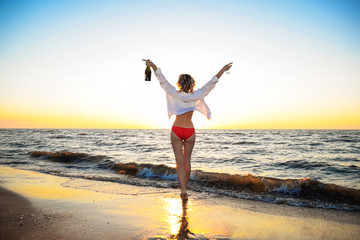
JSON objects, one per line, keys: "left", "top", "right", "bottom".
{"left": 222, "top": 62, "right": 233, "bottom": 72}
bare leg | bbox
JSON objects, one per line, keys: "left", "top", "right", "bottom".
{"left": 171, "top": 131, "right": 195, "bottom": 198}
{"left": 171, "top": 131, "right": 187, "bottom": 195}
{"left": 183, "top": 134, "right": 195, "bottom": 189}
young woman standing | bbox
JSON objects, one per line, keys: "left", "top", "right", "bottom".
{"left": 143, "top": 59, "right": 232, "bottom": 199}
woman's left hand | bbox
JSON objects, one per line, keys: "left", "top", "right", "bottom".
{"left": 142, "top": 59, "right": 157, "bottom": 71}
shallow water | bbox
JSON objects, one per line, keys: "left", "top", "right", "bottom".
{"left": 0, "top": 129, "right": 359, "bottom": 210}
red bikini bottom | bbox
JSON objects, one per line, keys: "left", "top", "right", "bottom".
{"left": 172, "top": 126, "right": 195, "bottom": 141}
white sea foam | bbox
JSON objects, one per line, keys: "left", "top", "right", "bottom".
{"left": 136, "top": 168, "right": 178, "bottom": 181}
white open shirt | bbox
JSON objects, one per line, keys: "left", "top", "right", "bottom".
{"left": 155, "top": 68, "right": 219, "bottom": 119}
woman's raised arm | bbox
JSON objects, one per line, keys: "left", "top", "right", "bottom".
{"left": 142, "top": 59, "right": 178, "bottom": 95}
{"left": 216, "top": 62, "right": 233, "bottom": 79}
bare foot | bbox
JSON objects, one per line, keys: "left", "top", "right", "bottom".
{"left": 181, "top": 192, "right": 188, "bottom": 200}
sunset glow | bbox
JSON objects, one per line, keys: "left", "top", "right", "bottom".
{"left": 1, "top": 0, "right": 359, "bottom": 129}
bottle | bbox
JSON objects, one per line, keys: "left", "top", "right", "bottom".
{"left": 145, "top": 66, "right": 151, "bottom": 81}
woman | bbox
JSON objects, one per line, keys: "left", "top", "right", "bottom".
{"left": 143, "top": 59, "right": 232, "bottom": 199}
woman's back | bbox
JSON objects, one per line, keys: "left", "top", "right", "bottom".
{"left": 173, "top": 111, "right": 194, "bottom": 128}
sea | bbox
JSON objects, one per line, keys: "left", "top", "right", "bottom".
{"left": 0, "top": 129, "right": 359, "bottom": 211}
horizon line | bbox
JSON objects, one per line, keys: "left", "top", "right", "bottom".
{"left": 1, "top": 127, "right": 359, "bottom": 130}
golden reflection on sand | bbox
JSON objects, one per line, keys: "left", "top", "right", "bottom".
{"left": 162, "top": 197, "right": 192, "bottom": 239}
{"left": 2, "top": 167, "right": 360, "bottom": 240}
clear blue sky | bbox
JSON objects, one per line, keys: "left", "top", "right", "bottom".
{"left": 1, "top": 0, "right": 359, "bottom": 128}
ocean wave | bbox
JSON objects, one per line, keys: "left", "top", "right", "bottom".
{"left": 29, "top": 151, "right": 107, "bottom": 163}
{"left": 28, "top": 151, "right": 360, "bottom": 211}
{"left": 277, "top": 160, "right": 360, "bottom": 174}
{"left": 277, "top": 160, "right": 332, "bottom": 169}
{"left": 114, "top": 162, "right": 177, "bottom": 181}
{"left": 324, "top": 138, "right": 358, "bottom": 143}
{"left": 50, "top": 135, "right": 70, "bottom": 139}
{"left": 232, "top": 141, "right": 258, "bottom": 145}
{"left": 189, "top": 173, "right": 360, "bottom": 210}
{"left": 0, "top": 161, "right": 28, "bottom": 165}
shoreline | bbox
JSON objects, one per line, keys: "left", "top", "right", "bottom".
{"left": 0, "top": 166, "right": 359, "bottom": 239}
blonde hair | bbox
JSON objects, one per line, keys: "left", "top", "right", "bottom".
{"left": 177, "top": 74, "right": 195, "bottom": 93}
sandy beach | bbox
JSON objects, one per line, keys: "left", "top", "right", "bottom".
{"left": 0, "top": 165, "right": 359, "bottom": 240}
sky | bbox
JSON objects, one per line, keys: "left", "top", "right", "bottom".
{"left": 0, "top": 0, "right": 359, "bottom": 129}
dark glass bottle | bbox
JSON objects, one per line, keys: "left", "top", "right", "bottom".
{"left": 145, "top": 66, "right": 151, "bottom": 81}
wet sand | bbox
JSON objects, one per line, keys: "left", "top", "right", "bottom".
{"left": 0, "top": 166, "right": 359, "bottom": 240}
